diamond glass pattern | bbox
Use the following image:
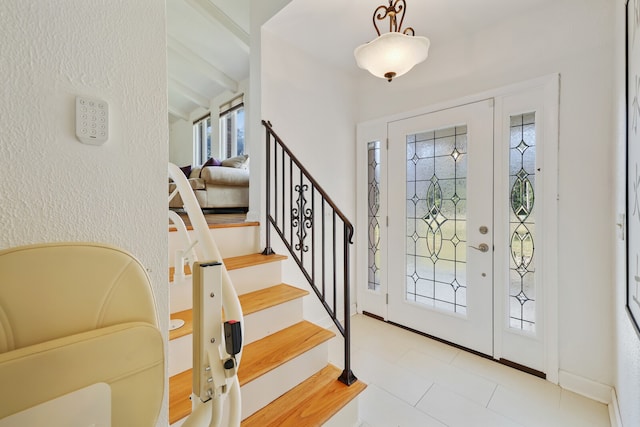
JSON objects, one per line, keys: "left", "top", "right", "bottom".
{"left": 406, "top": 125, "right": 468, "bottom": 315}
{"left": 509, "top": 113, "right": 537, "bottom": 332}
{"left": 368, "top": 141, "right": 382, "bottom": 291}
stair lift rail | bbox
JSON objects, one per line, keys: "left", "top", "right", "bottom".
{"left": 168, "top": 209, "right": 198, "bottom": 281}
{"left": 261, "top": 120, "right": 357, "bottom": 386}
{"left": 169, "top": 162, "right": 244, "bottom": 427}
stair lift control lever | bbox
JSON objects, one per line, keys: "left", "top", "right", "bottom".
{"left": 224, "top": 320, "right": 242, "bottom": 356}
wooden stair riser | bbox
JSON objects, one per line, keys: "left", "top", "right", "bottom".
{"left": 169, "top": 298, "right": 306, "bottom": 376}
{"left": 322, "top": 398, "right": 360, "bottom": 427}
{"left": 170, "top": 276, "right": 193, "bottom": 314}
{"left": 168, "top": 343, "right": 333, "bottom": 425}
{"left": 169, "top": 264, "right": 284, "bottom": 314}
{"left": 241, "top": 298, "right": 303, "bottom": 344}
{"left": 240, "top": 343, "right": 330, "bottom": 420}
{"left": 241, "top": 364, "right": 367, "bottom": 427}
{"left": 166, "top": 242, "right": 365, "bottom": 426}
{"left": 169, "top": 335, "right": 192, "bottom": 378}
{"left": 169, "top": 225, "right": 259, "bottom": 261}
{"left": 228, "top": 263, "right": 284, "bottom": 295}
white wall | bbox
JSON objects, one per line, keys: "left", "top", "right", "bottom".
{"left": 261, "top": 28, "right": 359, "bottom": 324}
{"left": 261, "top": 30, "right": 358, "bottom": 220}
{"left": 355, "top": 0, "right": 615, "bottom": 388}
{"left": 247, "top": 0, "right": 293, "bottom": 223}
{"left": 614, "top": 0, "right": 640, "bottom": 425}
{"left": 0, "top": 2, "right": 169, "bottom": 425}
{"left": 261, "top": 0, "right": 616, "bottom": 390}
{"left": 170, "top": 119, "right": 193, "bottom": 166}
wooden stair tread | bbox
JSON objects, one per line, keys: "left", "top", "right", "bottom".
{"left": 240, "top": 283, "right": 309, "bottom": 316}
{"left": 241, "top": 364, "right": 367, "bottom": 427}
{"left": 169, "top": 321, "right": 335, "bottom": 424}
{"left": 169, "top": 220, "right": 260, "bottom": 232}
{"left": 169, "top": 284, "right": 308, "bottom": 341}
{"left": 169, "top": 369, "right": 192, "bottom": 424}
{"left": 224, "top": 253, "right": 288, "bottom": 271}
{"left": 170, "top": 253, "right": 287, "bottom": 282}
{"left": 169, "top": 309, "right": 193, "bottom": 341}
{"left": 238, "top": 320, "right": 335, "bottom": 386}
{"left": 169, "top": 264, "right": 191, "bottom": 283}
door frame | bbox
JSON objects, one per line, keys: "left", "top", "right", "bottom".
{"left": 355, "top": 74, "right": 559, "bottom": 383}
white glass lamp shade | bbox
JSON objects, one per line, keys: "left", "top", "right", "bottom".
{"left": 354, "top": 32, "right": 430, "bottom": 82}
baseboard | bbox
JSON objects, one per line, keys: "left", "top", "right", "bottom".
{"left": 609, "top": 388, "right": 623, "bottom": 427}
{"left": 557, "top": 370, "right": 612, "bottom": 404}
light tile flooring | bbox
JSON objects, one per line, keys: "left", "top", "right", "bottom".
{"left": 328, "top": 314, "right": 611, "bottom": 427}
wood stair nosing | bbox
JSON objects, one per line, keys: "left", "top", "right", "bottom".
{"left": 241, "top": 364, "right": 367, "bottom": 427}
{"left": 239, "top": 283, "right": 309, "bottom": 316}
{"left": 169, "top": 252, "right": 288, "bottom": 282}
{"left": 223, "top": 253, "right": 288, "bottom": 271}
{"left": 238, "top": 320, "right": 335, "bottom": 386}
{"left": 169, "top": 369, "right": 193, "bottom": 424}
{"left": 169, "top": 283, "right": 308, "bottom": 341}
{"left": 169, "top": 320, "right": 335, "bottom": 424}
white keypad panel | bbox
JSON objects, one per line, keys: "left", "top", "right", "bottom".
{"left": 76, "top": 96, "right": 109, "bottom": 145}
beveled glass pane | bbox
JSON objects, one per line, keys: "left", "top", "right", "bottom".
{"left": 405, "top": 125, "right": 468, "bottom": 315}
{"left": 415, "top": 139, "right": 434, "bottom": 158}
{"left": 435, "top": 127, "right": 455, "bottom": 138}
{"left": 435, "top": 135, "right": 456, "bottom": 156}
{"left": 415, "top": 130, "right": 434, "bottom": 142}
{"left": 508, "top": 113, "right": 537, "bottom": 332}
{"left": 368, "top": 141, "right": 382, "bottom": 291}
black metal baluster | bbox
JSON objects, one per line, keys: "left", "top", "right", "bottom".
{"left": 262, "top": 120, "right": 356, "bottom": 386}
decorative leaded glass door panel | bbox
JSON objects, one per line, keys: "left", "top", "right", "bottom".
{"left": 387, "top": 100, "right": 495, "bottom": 356}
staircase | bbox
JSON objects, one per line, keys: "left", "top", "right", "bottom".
{"left": 168, "top": 222, "right": 366, "bottom": 426}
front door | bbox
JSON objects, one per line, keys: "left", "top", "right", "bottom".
{"left": 387, "top": 100, "right": 495, "bottom": 355}
{"left": 358, "top": 78, "right": 558, "bottom": 375}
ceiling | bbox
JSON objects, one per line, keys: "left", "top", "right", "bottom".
{"left": 166, "top": 0, "right": 250, "bottom": 124}
{"left": 265, "top": 0, "right": 561, "bottom": 71}
{"left": 167, "top": 0, "right": 560, "bottom": 123}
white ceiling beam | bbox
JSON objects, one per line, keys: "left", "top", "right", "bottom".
{"left": 169, "top": 76, "right": 210, "bottom": 108}
{"left": 167, "top": 36, "right": 238, "bottom": 93}
{"left": 183, "top": 0, "right": 250, "bottom": 53}
{"left": 168, "top": 105, "right": 190, "bottom": 121}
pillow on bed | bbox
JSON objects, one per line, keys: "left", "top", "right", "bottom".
{"left": 221, "top": 154, "right": 249, "bottom": 169}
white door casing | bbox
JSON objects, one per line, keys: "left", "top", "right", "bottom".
{"left": 355, "top": 75, "right": 559, "bottom": 380}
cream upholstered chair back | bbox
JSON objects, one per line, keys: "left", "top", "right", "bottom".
{"left": 0, "top": 242, "right": 164, "bottom": 426}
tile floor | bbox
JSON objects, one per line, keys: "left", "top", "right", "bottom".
{"left": 328, "top": 314, "right": 611, "bottom": 427}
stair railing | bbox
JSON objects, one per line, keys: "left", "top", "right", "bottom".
{"left": 261, "top": 120, "right": 357, "bottom": 386}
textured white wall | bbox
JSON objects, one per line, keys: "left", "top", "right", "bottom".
{"left": 0, "top": 1, "right": 169, "bottom": 425}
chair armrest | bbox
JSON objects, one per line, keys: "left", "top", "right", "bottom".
{"left": 0, "top": 322, "right": 163, "bottom": 426}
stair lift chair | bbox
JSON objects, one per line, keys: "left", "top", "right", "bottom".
{"left": 0, "top": 242, "right": 164, "bottom": 426}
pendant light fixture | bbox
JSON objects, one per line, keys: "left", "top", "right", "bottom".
{"left": 354, "top": 0, "right": 430, "bottom": 82}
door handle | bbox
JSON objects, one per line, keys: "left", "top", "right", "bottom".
{"left": 470, "top": 243, "right": 489, "bottom": 253}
